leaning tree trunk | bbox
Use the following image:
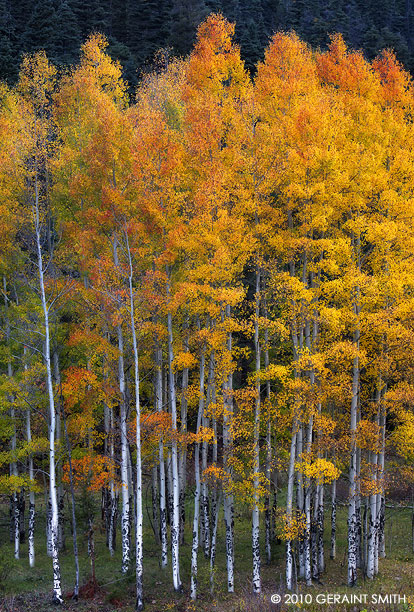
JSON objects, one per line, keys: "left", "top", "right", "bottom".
{"left": 34, "top": 191, "right": 63, "bottom": 604}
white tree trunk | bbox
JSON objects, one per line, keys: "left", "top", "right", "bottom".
{"left": 34, "top": 192, "right": 63, "bottom": 604}
{"left": 113, "top": 238, "right": 130, "bottom": 574}
{"left": 296, "top": 426, "right": 304, "bottom": 579}
{"left": 167, "top": 292, "right": 182, "bottom": 592}
{"left": 330, "top": 479, "right": 336, "bottom": 560}
{"left": 179, "top": 327, "right": 188, "bottom": 546}
{"left": 126, "top": 256, "right": 144, "bottom": 611}
{"left": 210, "top": 492, "right": 222, "bottom": 594}
{"left": 286, "top": 420, "right": 298, "bottom": 591}
{"left": 190, "top": 348, "right": 205, "bottom": 600}
{"left": 347, "top": 312, "right": 360, "bottom": 587}
{"left": 26, "top": 398, "right": 35, "bottom": 568}
{"left": 4, "top": 278, "right": 20, "bottom": 561}
{"left": 118, "top": 324, "right": 130, "bottom": 574}
{"left": 155, "top": 342, "right": 168, "bottom": 568}
{"left": 317, "top": 483, "right": 324, "bottom": 574}
{"left": 252, "top": 270, "right": 261, "bottom": 594}
{"left": 222, "top": 305, "right": 234, "bottom": 593}
{"left": 264, "top": 328, "right": 272, "bottom": 565}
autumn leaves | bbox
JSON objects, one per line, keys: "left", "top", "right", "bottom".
{"left": 1, "top": 12, "right": 414, "bottom": 608}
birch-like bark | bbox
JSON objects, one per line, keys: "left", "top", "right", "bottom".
{"left": 286, "top": 418, "right": 298, "bottom": 591}
{"left": 34, "top": 185, "right": 63, "bottom": 604}
{"left": 108, "top": 402, "right": 118, "bottom": 556}
{"left": 201, "top": 409, "right": 210, "bottom": 559}
{"left": 367, "top": 387, "right": 380, "bottom": 579}
{"left": 317, "top": 483, "right": 324, "bottom": 574}
{"left": 125, "top": 243, "right": 144, "bottom": 611}
{"left": 53, "top": 352, "right": 65, "bottom": 552}
{"left": 4, "top": 277, "right": 20, "bottom": 561}
{"left": 179, "top": 325, "right": 189, "bottom": 546}
{"left": 118, "top": 321, "right": 130, "bottom": 574}
{"left": 60, "top": 393, "right": 79, "bottom": 600}
{"left": 113, "top": 237, "right": 130, "bottom": 575}
{"left": 347, "top": 297, "right": 360, "bottom": 587}
{"left": 167, "top": 276, "right": 182, "bottom": 592}
{"left": 222, "top": 304, "right": 234, "bottom": 593}
{"left": 190, "top": 347, "right": 206, "bottom": 600}
{"left": 311, "top": 484, "right": 319, "bottom": 581}
{"left": 210, "top": 492, "right": 222, "bottom": 594}
{"left": 252, "top": 269, "right": 261, "bottom": 594}
{"left": 296, "top": 426, "right": 304, "bottom": 579}
{"left": 155, "top": 340, "right": 168, "bottom": 568}
{"left": 330, "top": 479, "right": 336, "bottom": 560}
{"left": 264, "top": 326, "right": 272, "bottom": 565}
{"left": 23, "top": 348, "right": 35, "bottom": 568}
{"left": 152, "top": 465, "right": 160, "bottom": 544}
{"left": 378, "top": 386, "right": 386, "bottom": 559}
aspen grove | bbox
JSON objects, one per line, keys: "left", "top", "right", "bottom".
{"left": 1, "top": 13, "right": 414, "bottom": 609}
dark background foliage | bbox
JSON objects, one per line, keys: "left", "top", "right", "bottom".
{"left": 2, "top": 0, "right": 413, "bottom": 86}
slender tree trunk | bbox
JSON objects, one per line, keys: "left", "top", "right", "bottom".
{"left": 296, "top": 426, "right": 304, "bottom": 579}
{"left": 4, "top": 277, "right": 19, "bottom": 561}
{"left": 179, "top": 326, "right": 189, "bottom": 546}
{"left": 286, "top": 418, "right": 298, "bottom": 591}
{"left": 330, "top": 479, "right": 336, "bottom": 560}
{"left": 167, "top": 276, "right": 182, "bottom": 592}
{"left": 34, "top": 189, "right": 63, "bottom": 604}
{"left": 113, "top": 238, "right": 130, "bottom": 574}
{"left": 347, "top": 297, "right": 360, "bottom": 587}
{"left": 222, "top": 304, "right": 234, "bottom": 593}
{"left": 367, "top": 389, "right": 380, "bottom": 579}
{"left": 155, "top": 340, "right": 168, "bottom": 568}
{"left": 118, "top": 323, "right": 130, "bottom": 574}
{"left": 264, "top": 326, "right": 272, "bottom": 565}
{"left": 125, "top": 251, "right": 144, "bottom": 611}
{"left": 210, "top": 492, "right": 222, "bottom": 594}
{"left": 190, "top": 347, "right": 206, "bottom": 600}
{"left": 311, "top": 486, "right": 319, "bottom": 581}
{"left": 317, "top": 483, "right": 324, "bottom": 574}
{"left": 27, "top": 347, "right": 36, "bottom": 568}
{"left": 53, "top": 353, "right": 65, "bottom": 552}
{"left": 152, "top": 465, "right": 160, "bottom": 544}
{"left": 109, "top": 403, "right": 118, "bottom": 556}
{"left": 252, "top": 269, "right": 261, "bottom": 594}
{"left": 60, "top": 398, "right": 79, "bottom": 600}
{"left": 378, "top": 386, "right": 386, "bottom": 559}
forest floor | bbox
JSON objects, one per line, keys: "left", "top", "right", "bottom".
{"left": 0, "top": 494, "right": 413, "bottom": 612}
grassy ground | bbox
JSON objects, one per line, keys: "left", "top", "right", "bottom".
{"left": 0, "top": 493, "right": 413, "bottom": 612}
